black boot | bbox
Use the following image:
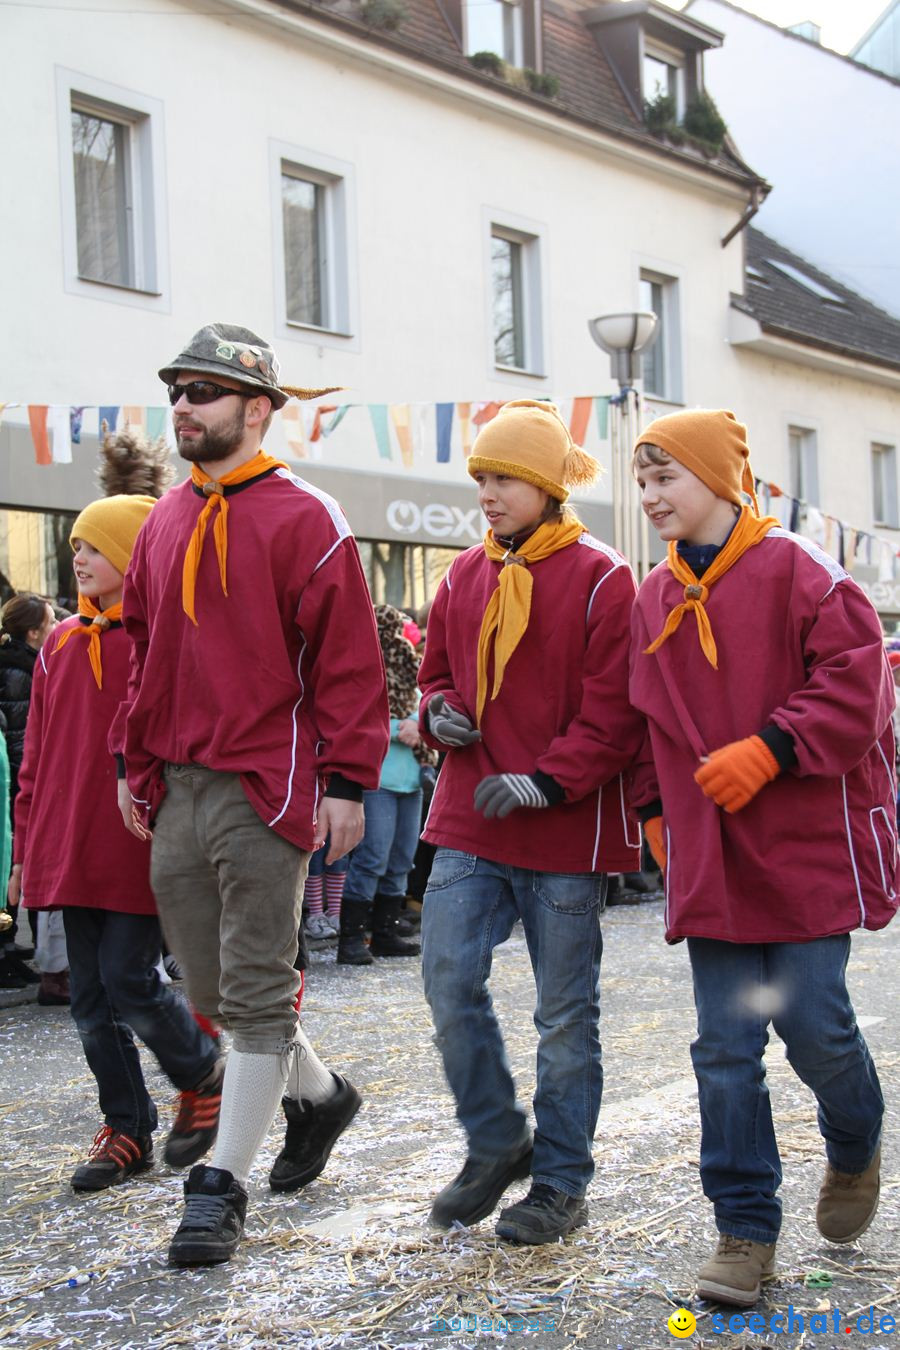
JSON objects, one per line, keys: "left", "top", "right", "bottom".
{"left": 370, "top": 894, "right": 421, "bottom": 957}
{"left": 337, "top": 898, "right": 374, "bottom": 965}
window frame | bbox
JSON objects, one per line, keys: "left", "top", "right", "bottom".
{"left": 485, "top": 209, "right": 548, "bottom": 382}
{"left": 787, "top": 423, "right": 821, "bottom": 507}
{"left": 642, "top": 39, "right": 686, "bottom": 117}
{"left": 270, "top": 140, "right": 359, "bottom": 351}
{"left": 637, "top": 263, "right": 683, "bottom": 403}
{"left": 465, "top": 0, "right": 524, "bottom": 64}
{"left": 56, "top": 68, "right": 168, "bottom": 308}
{"left": 872, "top": 441, "right": 899, "bottom": 529}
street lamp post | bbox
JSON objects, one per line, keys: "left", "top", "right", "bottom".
{"left": 587, "top": 311, "right": 659, "bottom": 577}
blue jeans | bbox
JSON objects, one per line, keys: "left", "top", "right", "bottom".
{"left": 422, "top": 850, "right": 606, "bottom": 1198}
{"left": 688, "top": 935, "right": 884, "bottom": 1245}
{"left": 63, "top": 908, "right": 218, "bottom": 1137}
{"left": 344, "top": 787, "right": 423, "bottom": 903}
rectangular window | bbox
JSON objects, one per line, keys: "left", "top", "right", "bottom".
{"left": 282, "top": 170, "right": 327, "bottom": 328}
{"left": 873, "top": 442, "right": 899, "bottom": 528}
{"left": 639, "top": 271, "right": 681, "bottom": 401}
{"left": 788, "top": 426, "right": 820, "bottom": 506}
{"left": 466, "top": 0, "right": 522, "bottom": 62}
{"left": 57, "top": 70, "right": 168, "bottom": 307}
{"left": 492, "top": 234, "right": 525, "bottom": 368}
{"left": 643, "top": 43, "right": 685, "bottom": 116}
{"left": 489, "top": 221, "right": 544, "bottom": 375}
{"left": 71, "top": 107, "right": 134, "bottom": 286}
{"left": 271, "top": 143, "right": 357, "bottom": 345}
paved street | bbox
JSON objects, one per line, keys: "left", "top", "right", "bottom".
{"left": 1, "top": 898, "right": 898, "bottom": 1350}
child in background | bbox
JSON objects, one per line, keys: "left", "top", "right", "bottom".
{"left": 12, "top": 439, "right": 223, "bottom": 1191}
{"left": 629, "top": 409, "right": 897, "bottom": 1307}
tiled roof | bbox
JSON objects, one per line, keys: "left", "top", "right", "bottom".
{"left": 732, "top": 228, "right": 900, "bottom": 371}
{"left": 271, "top": 0, "right": 763, "bottom": 187}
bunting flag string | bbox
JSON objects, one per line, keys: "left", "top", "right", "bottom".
{"left": 2, "top": 398, "right": 897, "bottom": 584}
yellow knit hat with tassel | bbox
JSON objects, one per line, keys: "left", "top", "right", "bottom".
{"left": 467, "top": 400, "right": 600, "bottom": 503}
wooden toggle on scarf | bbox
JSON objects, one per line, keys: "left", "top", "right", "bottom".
{"left": 54, "top": 596, "right": 122, "bottom": 689}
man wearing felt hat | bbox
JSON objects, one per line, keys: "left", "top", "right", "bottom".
{"left": 113, "top": 323, "right": 389, "bottom": 1266}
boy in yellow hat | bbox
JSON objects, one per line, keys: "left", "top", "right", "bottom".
{"left": 418, "top": 399, "right": 645, "bottom": 1243}
{"left": 12, "top": 462, "right": 223, "bottom": 1193}
{"left": 629, "top": 408, "right": 897, "bottom": 1306}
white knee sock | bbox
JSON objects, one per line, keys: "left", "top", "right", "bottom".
{"left": 285, "top": 1025, "right": 336, "bottom": 1106}
{"left": 211, "top": 1050, "right": 289, "bottom": 1185}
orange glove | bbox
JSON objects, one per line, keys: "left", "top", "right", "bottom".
{"left": 643, "top": 816, "right": 667, "bottom": 872}
{"left": 694, "top": 735, "right": 780, "bottom": 813}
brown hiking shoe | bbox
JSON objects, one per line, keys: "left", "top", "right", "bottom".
{"left": 816, "top": 1146, "right": 881, "bottom": 1243}
{"left": 696, "top": 1233, "right": 776, "bottom": 1306}
{"left": 164, "top": 1059, "right": 225, "bottom": 1168}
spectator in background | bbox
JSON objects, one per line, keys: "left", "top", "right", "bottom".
{"left": 337, "top": 604, "right": 435, "bottom": 965}
{"left": 0, "top": 593, "right": 56, "bottom": 988}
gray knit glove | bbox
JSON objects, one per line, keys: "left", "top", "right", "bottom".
{"left": 427, "top": 693, "right": 481, "bottom": 747}
{"left": 474, "top": 774, "right": 549, "bottom": 820}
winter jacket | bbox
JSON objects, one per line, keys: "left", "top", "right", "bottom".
{"left": 629, "top": 530, "right": 899, "bottom": 943}
{"left": 15, "top": 618, "right": 157, "bottom": 913}
{"left": 112, "top": 468, "right": 389, "bottom": 850}
{"left": 0, "top": 638, "right": 37, "bottom": 798}
{"left": 419, "top": 532, "right": 644, "bottom": 874}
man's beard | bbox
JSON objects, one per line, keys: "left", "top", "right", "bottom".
{"left": 175, "top": 402, "right": 247, "bottom": 463}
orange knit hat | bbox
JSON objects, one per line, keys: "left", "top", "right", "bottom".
{"left": 634, "top": 409, "right": 760, "bottom": 512}
{"left": 467, "top": 400, "right": 600, "bottom": 503}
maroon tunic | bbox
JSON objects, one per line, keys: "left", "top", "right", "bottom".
{"left": 112, "top": 468, "right": 389, "bottom": 850}
{"left": 419, "top": 532, "right": 644, "bottom": 874}
{"left": 629, "top": 530, "right": 899, "bottom": 943}
{"left": 16, "top": 618, "right": 157, "bottom": 913}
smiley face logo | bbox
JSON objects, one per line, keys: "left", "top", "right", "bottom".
{"left": 667, "top": 1308, "right": 696, "bottom": 1338}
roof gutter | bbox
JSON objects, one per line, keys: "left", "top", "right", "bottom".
{"left": 721, "top": 185, "right": 763, "bottom": 248}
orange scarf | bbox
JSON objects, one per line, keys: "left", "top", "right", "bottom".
{"left": 644, "top": 505, "right": 779, "bottom": 669}
{"left": 54, "top": 596, "right": 123, "bottom": 690}
{"left": 182, "top": 451, "right": 287, "bottom": 625}
{"left": 476, "top": 516, "right": 586, "bottom": 725}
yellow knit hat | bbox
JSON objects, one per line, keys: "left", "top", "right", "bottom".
{"left": 634, "top": 409, "right": 760, "bottom": 510}
{"left": 70, "top": 495, "right": 157, "bottom": 575}
{"left": 467, "top": 400, "right": 600, "bottom": 503}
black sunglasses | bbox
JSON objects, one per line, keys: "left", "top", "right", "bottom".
{"left": 167, "top": 380, "right": 257, "bottom": 407}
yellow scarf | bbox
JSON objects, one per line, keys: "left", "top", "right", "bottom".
{"left": 183, "top": 451, "right": 287, "bottom": 625}
{"left": 476, "top": 516, "right": 586, "bottom": 725}
{"left": 644, "top": 505, "right": 779, "bottom": 668}
{"left": 54, "top": 596, "right": 123, "bottom": 690}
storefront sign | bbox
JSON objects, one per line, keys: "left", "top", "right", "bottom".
{"left": 385, "top": 499, "right": 482, "bottom": 541}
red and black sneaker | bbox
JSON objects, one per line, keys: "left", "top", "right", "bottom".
{"left": 164, "top": 1059, "right": 225, "bottom": 1168}
{"left": 71, "top": 1126, "right": 154, "bottom": 1192}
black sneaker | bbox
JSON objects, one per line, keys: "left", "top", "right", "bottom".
{"left": 163, "top": 1059, "right": 225, "bottom": 1168}
{"left": 496, "top": 1182, "right": 588, "bottom": 1244}
{"left": 430, "top": 1139, "right": 534, "bottom": 1229}
{"left": 269, "top": 1074, "right": 362, "bottom": 1192}
{"left": 168, "top": 1165, "right": 248, "bottom": 1266}
{"left": 71, "top": 1126, "right": 154, "bottom": 1192}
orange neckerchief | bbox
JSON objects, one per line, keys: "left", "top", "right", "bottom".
{"left": 476, "top": 516, "right": 586, "bottom": 725}
{"left": 644, "top": 504, "right": 779, "bottom": 669}
{"left": 183, "top": 451, "right": 287, "bottom": 625}
{"left": 53, "top": 596, "right": 123, "bottom": 690}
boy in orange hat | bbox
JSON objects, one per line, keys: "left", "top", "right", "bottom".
{"left": 12, "top": 451, "right": 222, "bottom": 1193}
{"left": 629, "top": 408, "right": 897, "bottom": 1306}
{"left": 419, "top": 400, "right": 645, "bottom": 1244}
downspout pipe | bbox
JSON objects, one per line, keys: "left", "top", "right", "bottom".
{"left": 721, "top": 185, "right": 762, "bottom": 248}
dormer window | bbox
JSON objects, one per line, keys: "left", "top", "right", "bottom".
{"left": 466, "top": 0, "right": 523, "bottom": 63}
{"left": 643, "top": 41, "right": 685, "bottom": 118}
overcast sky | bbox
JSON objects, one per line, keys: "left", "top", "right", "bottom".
{"left": 678, "top": 0, "right": 888, "bottom": 53}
